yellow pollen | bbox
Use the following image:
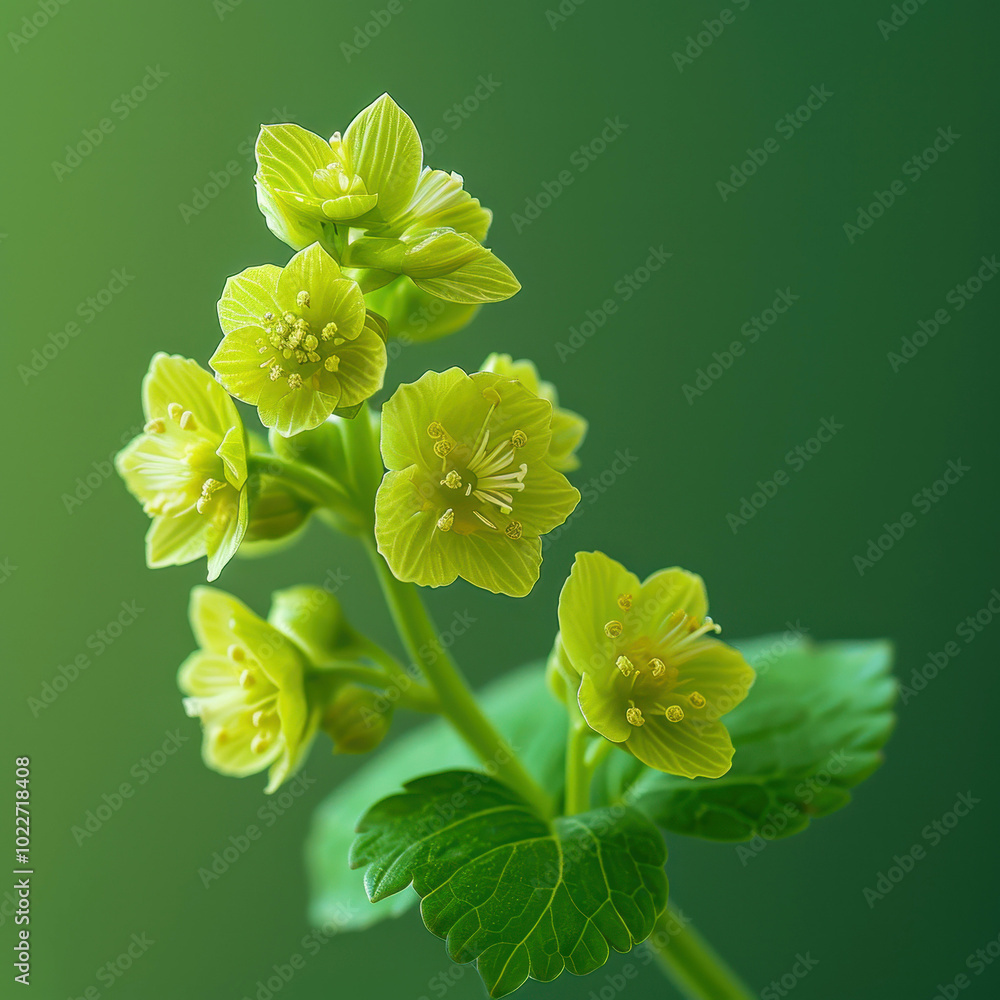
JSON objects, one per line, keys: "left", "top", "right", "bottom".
{"left": 626, "top": 706, "right": 645, "bottom": 727}
{"left": 689, "top": 691, "right": 707, "bottom": 709}
{"left": 238, "top": 669, "right": 255, "bottom": 689}
{"left": 287, "top": 372, "right": 303, "bottom": 389}
{"left": 481, "top": 387, "right": 502, "bottom": 406}
{"left": 604, "top": 620, "right": 623, "bottom": 638}
{"left": 263, "top": 311, "right": 274, "bottom": 322}
{"left": 296, "top": 290, "right": 310, "bottom": 308}
{"left": 441, "top": 471, "right": 463, "bottom": 489}
{"left": 168, "top": 402, "right": 183, "bottom": 421}
{"left": 665, "top": 705, "right": 685, "bottom": 723}
{"left": 433, "top": 439, "right": 453, "bottom": 457}
{"left": 320, "top": 322, "right": 338, "bottom": 341}
{"left": 144, "top": 418, "right": 165, "bottom": 434}
{"left": 617, "top": 593, "right": 633, "bottom": 610}
{"left": 511, "top": 429, "right": 527, "bottom": 448}
{"left": 179, "top": 410, "right": 196, "bottom": 431}
{"left": 283, "top": 312, "right": 296, "bottom": 325}
{"left": 436, "top": 508, "right": 454, "bottom": 531}
{"left": 504, "top": 520, "right": 523, "bottom": 540}
{"left": 227, "top": 644, "right": 245, "bottom": 662}
{"left": 324, "top": 355, "right": 340, "bottom": 372}
{"left": 649, "top": 657, "right": 665, "bottom": 678}
{"left": 426, "top": 422, "right": 445, "bottom": 438}
{"left": 196, "top": 478, "right": 226, "bottom": 513}
{"left": 616, "top": 654, "right": 635, "bottom": 678}
{"left": 269, "top": 364, "right": 284, "bottom": 381}
{"left": 250, "top": 732, "right": 271, "bottom": 754}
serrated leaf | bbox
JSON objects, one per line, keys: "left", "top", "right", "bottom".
{"left": 350, "top": 771, "right": 667, "bottom": 997}
{"left": 617, "top": 637, "right": 897, "bottom": 842}
{"left": 305, "top": 664, "right": 565, "bottom": 933}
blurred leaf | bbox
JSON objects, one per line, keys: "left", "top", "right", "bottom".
{"left": 351, "top": 771, "right": 667, "bottom": 998}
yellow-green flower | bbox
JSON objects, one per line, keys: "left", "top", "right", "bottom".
{"left": 179, "top": 587, "right": 320, "bottom": 793}
{"left": 211, "top": 243, "right": 387, "bottom": 437}
{"left": 115, "top": 354, "right": 248, "bottom": 581}
{"left": 254, "top": 94, "right": 422, "bottom": 244}
{"left": 375, "top": 368, "right": 581, "bottom": 597}
{"left": 481, "top": 353, "right": 587, "bottom": 472}
{"left": 556, "top": 552, "right": 755, "bottom": 778}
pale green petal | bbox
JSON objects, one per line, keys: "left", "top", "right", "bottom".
{"left": 203, "top": 720, "right": 281, "bottom": 778}
{"left": 344, "top": 93, "right": 423, "bottom": 222}
{"left": 255, "top": 176, "right": 324, "bottom": 250}
{"left": 256, "top": 124, "right": 334, "bottom": 213}
{"left": 266, "top": 704, "right": 323, "bottom": 793}
{"left": 217, "top": 265, "right": 281, "bottom": 335}
{"left": 177, "top": 651, "right": 241, "bottom": 699}
{"left": 143, "top": 354, "right": 241, "bottom": 440}
{"left": 116, "top": 433, "right": 185, "bottom": 504}
{"left": 558, "top": 552, "right": 641, "bottom": 680}
{"left": 210, "top": 327, "right": 269, "bottom": 405}
{"left": 548, "top": 406, "right": 587, "bottom": 472}
{"left": 374, "top": 469, "right": 458, "bottom": 588}
{"left": 270, "top": 386, "right": 341, "bottom": 438}
{"left": 275, "top": 246, "right": 364, "bottom": 341}
{"left": 578, "top": 671, "right": 631, "bottom": 743}
{"left": 440, "top": 529, "right": 541, "bottom": 598}
{"left": 379, "top": 368, "right": 469, "bottom": 470}
{"left": 412, "top": 247, "right": 520, "bottom": 304}
{"left": 468, "top": 372, "right": 553, "bottom": 466}
{"left": 188, "top": 586, "right": 261, "bottom": 654}
{"left": 676, "top": 643, "right": 756, "bottom": 720}
{"left": 400, "top": 229, "right": 483, "bottom": 278}
{"left": 145, "top": 511, "right": 205, "bottom": 568}
{"left": 328, "top": 324, "right": 387, "bottom": 408}
{"left": 626, "top": 716, "right": 736, "bottom": 779}
{"left": 205, "top": 488, "right": 249, "bottom": 581}
{"left": 511, "top": 463, "right": 580, "bottom": 537}
{"left": 399, "top": 168, "right": 491, "bottom": 242}
{"left": 480, "top": 353, "right": 542, "bottom": 394}
{"left": 216, "top": 425, "right": 248, "bottom": 488}
{"left": 637, "top": 568, "right": 709, "bottom": 639}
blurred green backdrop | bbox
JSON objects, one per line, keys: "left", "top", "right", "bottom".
{"left": 4, "top": 1, "right": 998, "bottom": 997}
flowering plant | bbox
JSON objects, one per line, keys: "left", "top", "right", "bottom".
{"left": 118, "top": 94, "right": 896, "bottom": 1000}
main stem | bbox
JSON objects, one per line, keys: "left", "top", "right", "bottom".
{"left": 648, "top": 904, "right": 754, "bottom": 1000}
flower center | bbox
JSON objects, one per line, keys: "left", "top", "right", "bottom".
{"left": 255, "top": 294, "right": 344, "bottom": 392}
{"left": 427, "top": 391, "right": 529, "bottom": 539}
{"left": 311, "top": 133, "right": 369, "bottom": 200}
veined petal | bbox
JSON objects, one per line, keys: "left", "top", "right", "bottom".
{"left": 256, "top": 124, "right": 335, "bottom": 213}
{"left": 676, "top": 643, "right": 756, "bottom": 720}
{"left": 626, "top": 716, "right": 736, "bottom": 779}
{"left": 328, "top": 323, "right": 386, "bottom": 408}
{"left": 217, "top": 265, "right": 281, "bottom": 335}
{"left": 255, "top": 176, "right": 324, "bottom": 251}
{"left": 266, "top": 704, "right": 323, "bottom": 793}
{"left": 203, "top": 721, "right": 282, "bottom": 778}
{"left": 205, "top": 488, "right": 249, "bottom": 582}
{"left": 468, "top": 372, "right": 553, "bottom": 467}
{"left": 145, "top": 511, "right": 206, "bottom": 569}
{"left": 439, "top": 528, "right": 541, "bottom": 598}
{"left": 210, "top": 327, "right": 270, "bottom": 405}
{"left": 511, "top": 463, "right": 580, "bottom": 538}
{"left": 189, "top": 586, "right": 263, "bottom": 654}
{"left": 577, "top": 671, "right": 631, "bottom": 744}
{"left": 271, "top": 386, "right": 341, "bottom": 438}
{"left": 558, "top": 552, "right": 641, "bottom": 680}
{"left": 398, "top": 168, "right": 491, "bottom": 242}
{"left": 216, "top": 425, "right": 248, "bottom": 488}
{"left": 637, "top": 568, "right": 709, "bottom": 639}
{"left": 142, "top": 354, "right": 241, "bottom": 440}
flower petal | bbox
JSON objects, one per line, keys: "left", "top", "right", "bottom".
{"left": 626, "top": 716, "right": 736, "bottom": 779}
{"left": 636, "top": 568, "right": 710, "bottom": 639}
{"left": 558, "top": 552, "right": 641, "bottom": 680}
{"left": 205, "top": 488, "right": 249, "bottom": 581}
{"left": 271, "top": 386, "right": 340, "bottom": 438}
{"left": 675, "top": 643, "right": 756, "bottom": 720}
{"left": 577, "top": 671, "right": 631, "bottom": 743}
{"left": 188, "top": 586, "right": 262, "bottom": 654}
{"left": 256, "top": 124, "right": 334, "bottom": 213}
{"left": 468, "top": 372, "right": 553, "bottom": 467}
{"left": 210, "top": 326, "right": 270, "bottom": 405}
{"left": 329, "top": 322, "right": 387, "bottom": 408}
{"left": 143, "top": 354, "right": 241, "bottom": 440}
{"left": 398, "top": 168, "right": 491, "bottom": 242}
{"left": 145, "top": 511, "right": 206, "bottom": 569}
{"left": 440, "top": 529, "right": 542, "bottom": 598}
{"left": 511, "top": 463, "right": 580, "bottom": 538}
{"left": 217, "top": 265, "right": 281, "bottom": 335}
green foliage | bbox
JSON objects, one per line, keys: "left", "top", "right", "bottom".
{"left": 351, "top": 771, "right": 668, "bottom": 998}
{"left": 613, "top": 636, "right": 897, "bottom": 841}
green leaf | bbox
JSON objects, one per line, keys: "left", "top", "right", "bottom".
{"left": 351, "top": 771, "right": 667, "bottom": 998}
{"left": 616, "top": 636, "right": 897, "bottom": 842}
{"left": 305, "top": 664, "right": 565, "bottom": 933}
{"left": 344, "top": 94, "right": 423, "bottom": 224}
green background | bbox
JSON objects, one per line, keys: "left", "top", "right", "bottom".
{"left": 4, "top": 0, "right": 998, "bottom": 997}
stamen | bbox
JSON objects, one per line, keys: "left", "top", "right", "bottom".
{"left": 168, "top": 402, "right": 183, "bottom": 421}
{"left": 321, "top": 322, "right": 338, "bottom": 341}
{"left": 648, "top": 658, "right": 665, "bottom": 678}
{"left": 263, "top": 312, "right": 274, "bottom": 322}
{"left": 604, "top": 620, "right": 623, "bottom": 638}
{"left": 239, "top": 669, "right": 255, "bottom": 689}
{"left": 665, "top": 705, "right": 685, "bottom": 723}
{"left": 296, "top": 290, "right": 310, "bottom": 308}
{"left": 626, "top": 706, "right": 645, "bottom": 727}
{"left": 433, "top": 439, "right": 453, "bottom": 457}
{"left": 481, "top": 387, "right": 502, "bottom": 406}
{"left": 179, "top": 410, "right": 196, "bottom": 431}
{"left": 324, "top": 356, "right": 340, "bottom": 372}
{"left": 227, "top": 644, "right": 246, "bottom": 662}
{"left": 426, "top": 422, "right": 445, "bottom": 438}
{"left": 616, "top": 655, "right": 635, "bottom": 678}
{"left": 441, "top": 471, "right": 463, "bottom": 489}
{"left": 617, "top": 593, "right": 633, "bottom": 611}
{"left": 689, "top": 692, "right": 707, "bottom": 709}
{"left": 143, "top": 418, "right": 165, "bottom": 434}
{"left": 472, "top": 510, "right": 496, "bottom": 529}
{"left": 287, "top": 373, "right": 303, "bottom": 389}
{"left": 196, "top": 479, "right": 226, "bottom": 513}
{"left": 504, "top": 520, "right": 522, "bottom": 540}
{"left": 269, "top": 364, "right": 284, "bottom": 381}
{"left": 250, "top": 732, "right": 271, "bottom": 754}
{"left": 511, "top": 429, "right": 527, "bottom": 448}
{"left": 436, "top": 508, "right": 454, "bottom": 531}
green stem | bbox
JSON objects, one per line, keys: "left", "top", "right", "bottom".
{"left": 362, "top": 536, "right": 552, "bottom": 818}
{"left": 647, "top": 904, "right": 754, "bottom": 1000}
{"left": 564, "top": 720, "right": 591, "bottom": 815}
{"left": 249, "top": 453, "right": 360, "bottom": 525}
